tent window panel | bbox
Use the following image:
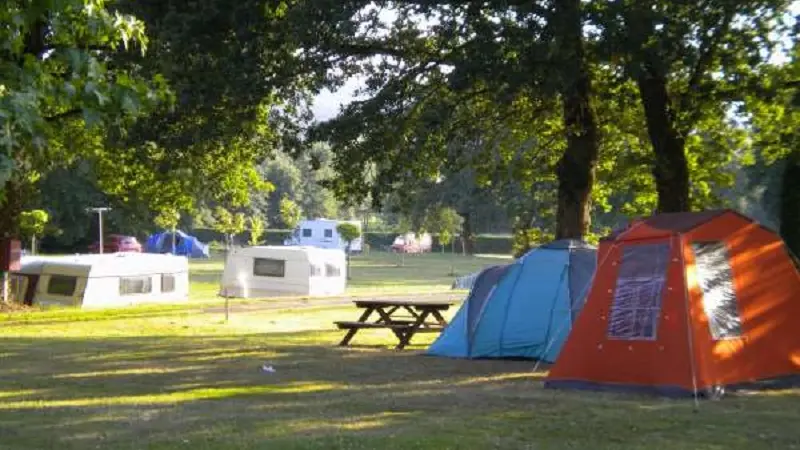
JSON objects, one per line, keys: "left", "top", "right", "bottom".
{"left": 47, "top": 275, "right": 77, "bottom": 296}
{"left": 692, "top": 242, "right": 742, "bottom": 340}
{"left": 120, "top": 276, "right": 153, "bottom": 295}
{"left": 607, "top": 243, "right": 670, "bottom": 340}
{"left": 324, "top": 229, "right": 333, "bottom": 238}
{"left": 254, "top": 258, "right": 285, "bottom": 278}
{"left": 309, "top": 264, "right": 322, "bottom": 277}
{"left": 161, "top": 274, "right": 176, "bottom": 293}
{"left": 325, "top": 263, "right": 341, "bottom": 277}
{"left": 302, "top": 229, "right": 312, "bottom": 237}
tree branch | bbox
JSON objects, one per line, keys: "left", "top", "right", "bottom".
{"left": 43, "top": 109, "right": 82, "bottom": 122}
{"left": 679, "top": 7, "right": 735, "bottom": 113}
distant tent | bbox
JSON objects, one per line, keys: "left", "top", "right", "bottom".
{"left": 427, "top": 239, "right": 597, "bottom": 362}
{"left": 545, "top": 210, "right": 800, "bottom": 397}
{"left": 145, "top": 230, "right": 209, "bottom": 259}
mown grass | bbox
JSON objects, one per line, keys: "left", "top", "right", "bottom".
{"left": 190, "top": 251, "right": 510, "bottom": 302}
{"left": 1, "top": 252, "right": 799, "bottom": 449}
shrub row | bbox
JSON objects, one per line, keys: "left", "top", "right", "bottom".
{"left": 191, "top": 228, "right": 514, "bottom": 255}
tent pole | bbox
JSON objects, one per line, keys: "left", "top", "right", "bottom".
{"left": 677, "top": 234, "right": 701, "bottom": 410}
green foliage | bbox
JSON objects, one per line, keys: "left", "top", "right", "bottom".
{"left": 424, "top": 207, "right": 462, "bottom": 248}
{"left": 512, "top": 228, "right": 555, "bottom": 259}
{"left": 0, "top": 0, "right": 163, "bottom": 154}
{"left": 19, "top": 210, "right": 49, "bottom": 238}
{"left": 278, "top": 196, "right": 302, "bottom": 230}
{"left": 336, "top": 221, "right": 361, "bottom": 278}
{"left": 336, "top": 223, "right": 361, "bottom": 247}
{"left": 248, "top": 216, "right": 266, "bottom": 246}
{"left": 153, "top": 209, "right": 180, "bottom": 231}
{"left": 212, "top": 207, "right": 246, "bottom": 247}
{"left": 0, "top": 0, "right": 171, "bottom": 235}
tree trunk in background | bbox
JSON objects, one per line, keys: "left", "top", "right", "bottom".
{"left": 459, "top": 211, "right": 475, "bottom": 255}
{"left": 554, "top": 0, "right": 599, "bottom": 240}
{"left": 780, "top": 151, "right": 800, "bottom": 257}
{"left": 0, "top": 178, "right": 27, "bottom": 238}
{"left": 636, "top": 70, "right": 691, "bottom": 213}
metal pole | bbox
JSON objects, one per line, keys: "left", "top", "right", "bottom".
{"left": 98, "top": 210, "right": 104, "bottom": 254}
{"left": 1, "top": 272, "right": 7, "bottom": 304}
{"left": 86, "top": 207, "right": 111, "bottom": 254}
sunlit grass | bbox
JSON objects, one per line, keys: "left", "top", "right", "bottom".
{"left": 0, "top": 251, "right": 799, "bottom": 449}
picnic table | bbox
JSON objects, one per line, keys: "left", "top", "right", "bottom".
{"left": 335, "top": 298, "right": 454, "bottom": 349}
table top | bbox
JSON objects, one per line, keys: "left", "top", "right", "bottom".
{"left": 352, "top": 298, "right": 456, "bottom": 308}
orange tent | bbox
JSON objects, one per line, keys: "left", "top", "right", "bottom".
{"left": 545, "top": 210, "right": 800, "bottom": 396}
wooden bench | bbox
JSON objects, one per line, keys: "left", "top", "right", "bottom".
{"left": 335, "top": 298, "right": 455, "bottom": 349}
{"left": 334, "top": 321, "right": 412, "bottom": 330}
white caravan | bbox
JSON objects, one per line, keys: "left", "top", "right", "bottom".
{"left": 219, "top": 245, "right": 347, "bottom": 298}
{"left": 10, "top": 253, "right": 189, "bottom": 309}
{"left": 283, "top": 218, "right": 363, "bottom": 252}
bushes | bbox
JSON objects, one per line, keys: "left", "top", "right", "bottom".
{"left": 192, "top": 228, "right": 516, "bottom": 255}
{"left": 512, "top": 228, "right": 555, "bottom": 258}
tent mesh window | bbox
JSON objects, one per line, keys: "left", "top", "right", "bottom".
{"left": 161, "top": 274, "right": 176, "bottom": 293}
{"left": 607, "top": 243, "right": 670, "bottom": 340}
{"left": 567, "top": 249, "right": 597, "bottom": 318}
{"left": 120, "top": 276, "right": 153, "bottom": 295}
{"left": 325, "top": 263, "right": 341, "bottom": 277}
{"left": 253, "top": 258, "right": 285, "bottom": 277}
{"left": 692, "top": 241, "right": 742, "bottom": 340}
{"left": 47, "top": 275, "right": 77, "bottom": 296}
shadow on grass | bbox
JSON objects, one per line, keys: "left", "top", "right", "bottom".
{"left": 1, "top": 333, "right": 800, "bottom": 449}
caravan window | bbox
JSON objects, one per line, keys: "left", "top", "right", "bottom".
{"left": 324, "top": 229, "right": 333, "bottom": 238}
{"left": 161, "top": 274, "right": 176, "bottom": 293}
{"left": 325, "top": 263, "right": 341, "bottom": 277}
{"left": 254, "top": 258, "right": 285, "bottom": 277}
{"left": 309, "top": 264, "right": 322, "bottom": 277}
{"left": 120, "top": 276, "right": 153, "bottom": 295}
{"left": 302, "top": 228, "right": 312, "bottom": 237}
{"left": 692, "top": 242, "right": 742, "bottom": 340}
{"left": 607, "top": 243, "right": 670, "bottom": 341}
{"left": 47, "top": 275, "right": 77, "bottom": 296}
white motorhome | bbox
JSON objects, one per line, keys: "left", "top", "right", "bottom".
{"left": 219, "top": 245, "right": 347, "bottom": 298}
{"left": 283, "top": 218, "right": 363, "bottom": 252}
{"left": 10, "top": 253, "right": 189, "bottom": 309}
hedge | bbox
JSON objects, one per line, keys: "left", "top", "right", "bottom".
{"left": 191, "top": 228, "right": 513, "bottom": 255}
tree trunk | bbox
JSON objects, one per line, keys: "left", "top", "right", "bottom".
{"left": 636, "top": 70, "right": 691, "bottom": 213}
{"left": 780, "top": 151, "right": 800, "bottom": 257}
{"left": 346, "top": 243, "right": 352, "bottom": 280}
{"left": 459, "top": 212, "right": 475, "bottom": 255}
{"left": 554, "top": 0, "right": 600, "bottom": 240}
{"left": 0, "top": 178, "right": 27, "bottom": 239}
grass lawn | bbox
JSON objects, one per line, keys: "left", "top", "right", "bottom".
{"left": 1, "top": 252, "right": 799, "bottom": 449}
{"left": 189, "top": 251, "right": 510, "bottom": 301}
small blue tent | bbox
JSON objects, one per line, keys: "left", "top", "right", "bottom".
{"left": 427, "top": 239, "right": 596, "bottom": 362}
{"left": 145, "top": 230, "right": 210, "bottom": 258}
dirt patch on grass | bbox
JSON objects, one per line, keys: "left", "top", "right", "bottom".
{"left": 0, "top": 302, "right": 36, "bottom": 313}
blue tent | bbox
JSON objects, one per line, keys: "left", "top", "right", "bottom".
{"left": 427, "top": 239, "right": 596, "bottom": 362}
{"left": 145, "top": 230, "right": 210, "bottom": 258}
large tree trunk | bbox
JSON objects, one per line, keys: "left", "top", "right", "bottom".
{"left": 636, "top": 70, "right": 691, "bottom": 213}
{"left": 554, "top": 0, "right": 600, "bottom": 240}
{"left": 780, "top": 151, "right": 800, "bottom": 257}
